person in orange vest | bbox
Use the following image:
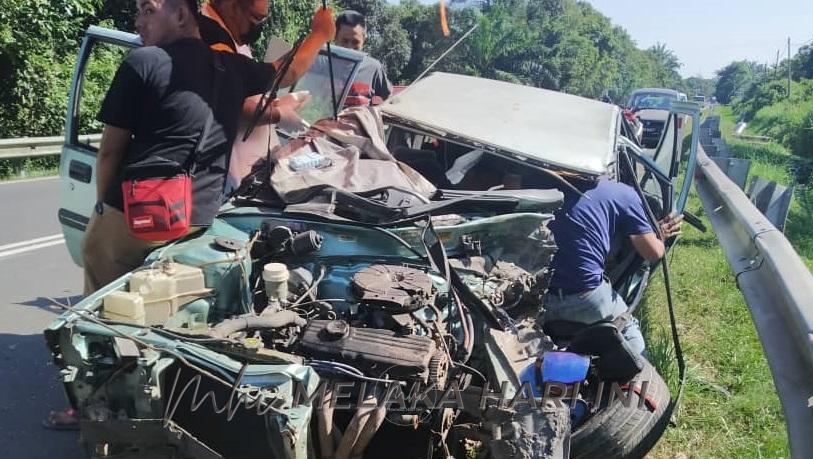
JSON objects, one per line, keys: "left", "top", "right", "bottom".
{"left": 199, "top": 0, "right": 313, "bottom": 194}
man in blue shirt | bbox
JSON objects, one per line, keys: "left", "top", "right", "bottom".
{"left": 545, "top": 177, "right": 682, "bottom": 354}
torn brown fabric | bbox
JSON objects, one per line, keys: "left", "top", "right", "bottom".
{"left": 270, "top": 107, "right": 436, "bottom": 203}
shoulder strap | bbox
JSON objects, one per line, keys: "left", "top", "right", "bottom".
{"left": 186, "top": 51, "right": 225, "bottom": 174}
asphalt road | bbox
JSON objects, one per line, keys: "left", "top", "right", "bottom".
{"left": 0, "top": 177, "right": 84, "bottom": 458}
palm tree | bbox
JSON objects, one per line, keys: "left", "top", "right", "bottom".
{"left": 450, "top": 7, "right": 538, "bottom": 83}
{"left": 647, "top": 42, "right": 681, "bottom": 87}
{"left": 648, "top": 42, "right": 681, "bottom": 73}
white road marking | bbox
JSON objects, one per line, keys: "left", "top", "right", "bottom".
{"left": 0, "top": 234, "right": 63, "bottom": 252}
{"left": 0, "top": 234, "right": 65, "bottom": 259}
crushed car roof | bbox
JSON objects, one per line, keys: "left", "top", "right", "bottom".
{"left": 381, "top": 72, "right": 620, "bottom": 176}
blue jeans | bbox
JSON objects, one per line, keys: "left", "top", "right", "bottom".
{"left": 544, "top": 280, "right": 646, "bottom": 354}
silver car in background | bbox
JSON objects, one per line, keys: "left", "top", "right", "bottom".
{"left": 627, "top": 88, "right": 682, "bottom": 148}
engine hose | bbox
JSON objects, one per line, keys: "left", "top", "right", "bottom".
{"left": 317, "top": 384, "right": 336, "bottom": 459}
{"left": 463, "top": 305, "right": 475, "bottom": 362}
{"left": 211, "top": 311, "right": 306, "bottom": 338}
{"left": 349, "top": 396, "right": 387, "bottom": 458}
{"left": 453, "top": 290, "right": 473, "bottom": 362}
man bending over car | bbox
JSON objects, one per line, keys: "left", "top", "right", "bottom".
{"left": 544, "top": 176, "right": 682, "bottom": 354}
{"left": 198, "top": 0, "right": 312, "bottom": 194}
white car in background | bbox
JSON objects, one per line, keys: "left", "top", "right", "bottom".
{"left": 627, "top": 88, "right": 683, "bottom": 148}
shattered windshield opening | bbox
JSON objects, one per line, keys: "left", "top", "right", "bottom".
{"left": 631, "top": 93, "right": 676, "bottom": 110}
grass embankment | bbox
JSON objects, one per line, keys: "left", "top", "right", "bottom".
{"left": 717, "top": 106, "right": 813, "bottom": 272}
{"left": 643, "top": 106, "right": 799, "bottom": 458}
{"left": 0, "top": 156, "right": 59, "bottom": 181}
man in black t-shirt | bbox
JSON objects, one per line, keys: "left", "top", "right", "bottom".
{"left": 82, "top": 0, "right": 335, "bottom": 294}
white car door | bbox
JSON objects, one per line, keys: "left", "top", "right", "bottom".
{"left": 58, "top": 26, "right": 140, "bottom": 266}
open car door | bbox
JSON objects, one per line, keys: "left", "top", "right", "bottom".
{"left": 611, "top": 101, "right": 701, "bottom": 307}
{"left": 58, "top": 26, "right": 140, "bottom": 266}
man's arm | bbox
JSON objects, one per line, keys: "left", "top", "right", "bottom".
{"left": 629, "top": 233, "right": 664, "bottom": 262}
{"left": 372, "top": 61, "right": 393, "bottom": 101}
{"left": 96, "top": 125, "right": 132, "bottom": 202}
{"left": 629, "top": 212, "right": 683, "bottom": 262}
{"left": 273, "top": 8, "right": 335, "bottom": 88}
{"left": 240, "top": 95, "right": 277, "bottom": 123}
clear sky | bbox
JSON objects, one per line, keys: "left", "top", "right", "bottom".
{"left": 586, "top": 0, "right": 813, "bottom": 78}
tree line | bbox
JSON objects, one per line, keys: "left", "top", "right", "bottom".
{"left": 0, "top": 0, "right": 703, "bottom": 139}
{"left": 715, "top": 42, "right": 813, "bottom": 161}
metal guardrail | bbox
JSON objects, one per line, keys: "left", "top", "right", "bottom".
{"left": 733, "top": 133, "right": 773, "bottom": 142}
{"left": 0, "top": 134, "right": 101, "bottom": 160}
{"left": 695, "top": 144, "right": 813, "bottom": 458}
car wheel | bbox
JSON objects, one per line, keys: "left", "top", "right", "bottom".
{"left": 570, "top": 359, "right": 671, "bottom": 459}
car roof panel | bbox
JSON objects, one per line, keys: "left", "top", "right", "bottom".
{"left": 381, "top": 72, "right": 619, "bottom": 176}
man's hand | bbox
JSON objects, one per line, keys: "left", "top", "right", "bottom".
{"left": 271, "top": 91, "right": 311, "bottom": 113}
{"left": 271, "top": 91, "right": 311, "bottom": 134}
{"left": 659, "top": 212, "right": 684, "bottom": 239}
{"left": 310, "top": 7, "right": 336, "bottom": 44}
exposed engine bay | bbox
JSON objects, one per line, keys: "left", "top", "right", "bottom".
{"left": 45, "top": 172, "right": 672, "bottom": 459}
{"left": 47, "top": 198, "right": 585, "bottom": 458}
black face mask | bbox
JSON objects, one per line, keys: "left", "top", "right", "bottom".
{"left": 240, "top": 16, "right": 268, "bottom": 45}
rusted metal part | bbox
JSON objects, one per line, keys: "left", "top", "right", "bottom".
{"left": 487, "top": 402, "right": 571, "bottom": 459}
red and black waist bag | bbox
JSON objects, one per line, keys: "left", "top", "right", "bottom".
{"left": 121, "top": 161, "right": 195, "bottom": 242}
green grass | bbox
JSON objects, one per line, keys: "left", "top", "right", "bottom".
{"left": 641, "top": 192, "right": 788, "bottom": 458}
{"left": 0, "top": 155, "right": 60, "bottom": 181}
{"left": 641, "top": 107, "right": 804, "bottom": 457}
{"left": 717, "top": 106, "right": 813, "bottom": 272}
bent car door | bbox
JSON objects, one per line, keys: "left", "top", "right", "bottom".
{"left": 58, "top": 26, "right": 140, "bottom": 265}
{"left": 613, "top": 101, "right": 701, "bottom": 305}
{"left": 643, "top": 101, "right": 702, "bottom": 224}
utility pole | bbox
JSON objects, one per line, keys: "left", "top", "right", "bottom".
{"left": 788, "top": 37, "right": 792, "bottom": 99}
{"left": 775, "top": 49, "right": 780, "bottom": 79}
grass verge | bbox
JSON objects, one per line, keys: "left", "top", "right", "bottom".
{"left": 716, "top": 106, "right": 813, "bottom": 272}
{"left": 0, "top": 156, "right": 60, "bottom": 181}
{"left": 643, "top": 106, "right": 796, "bottom": 457}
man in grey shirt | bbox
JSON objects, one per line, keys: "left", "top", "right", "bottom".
{"left": 334, "top": 10, "right": 392, "bottom": 104}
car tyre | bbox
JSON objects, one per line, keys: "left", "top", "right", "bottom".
{"left": 570, "top": 359, "right": 671, "bottom": 459}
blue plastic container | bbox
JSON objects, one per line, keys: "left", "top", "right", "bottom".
{"left": 542, "top": 351, "right": 590, "bottom": 384}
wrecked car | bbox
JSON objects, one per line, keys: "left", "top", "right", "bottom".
{"left": 50, "top": 26, "right": 701, "bottom": 459}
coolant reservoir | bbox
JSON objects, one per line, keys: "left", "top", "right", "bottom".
{"left": 128, "top": 261, "right": 210, "bottom": 325}
{"left": 263, "top": 263, "right": 289, "bottom": 303}
{"left": 102, "top": 291, "right": 146, "bottom": 325}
